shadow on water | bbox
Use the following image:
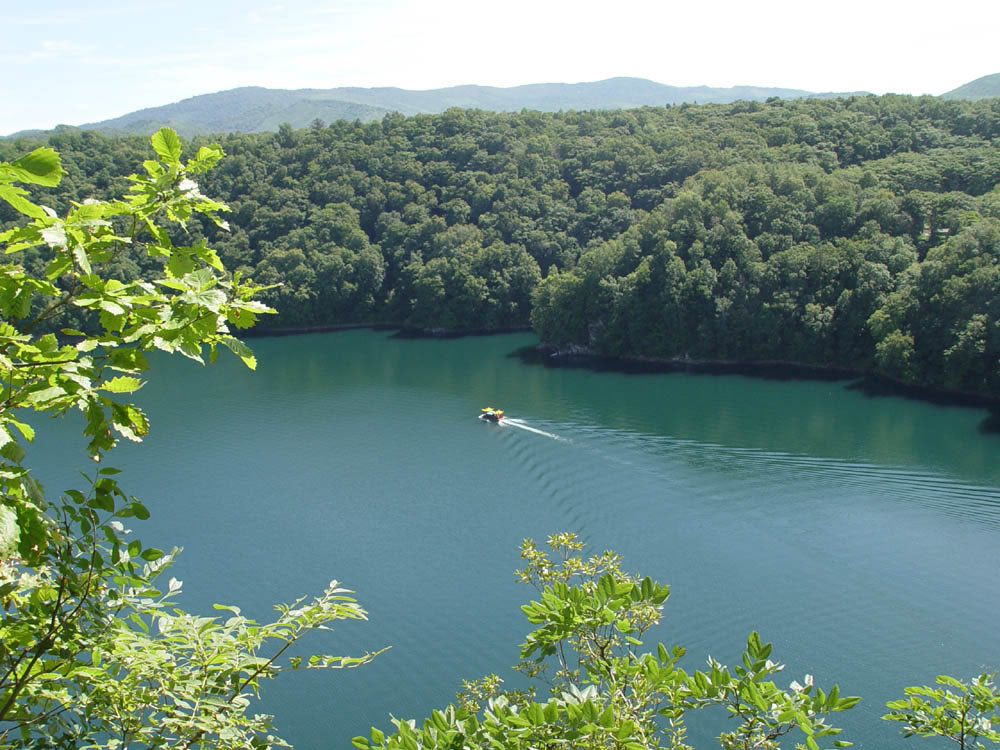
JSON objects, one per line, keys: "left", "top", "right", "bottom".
{"left": 391, "top": 326, "right": 532, "bottom": 340}
{"left": 512, "top": 346, "right": 1000, "bottom": 422}
{"left": 978, "top": 408, "right": 1000, "bottom": 435}
{"left": 510, "top": 345, "right": 860, "bottom": 384}
{"left": 845, "top": 374, "right": 1000, "bottom": 418}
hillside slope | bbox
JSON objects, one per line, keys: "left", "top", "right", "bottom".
{"left": 942, "top": 73, "right": 1000, "bottom": 100}
{"left": 10, "top": 77, "right": 864, "bottom": 138}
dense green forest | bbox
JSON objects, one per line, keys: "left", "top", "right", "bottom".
{"left": 2, "top": 94, "right": 998, "bottom": 398}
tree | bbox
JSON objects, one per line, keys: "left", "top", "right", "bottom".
{"left": 353, "top": 533, "right": 859, "bottom": 750}
{"left": 885, "top": 674, "right": 1000, "bottom": 749}
{"left": 0, "top": 129, "right": 378, "bottom": 748}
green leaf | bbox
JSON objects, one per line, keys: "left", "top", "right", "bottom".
{"left": 8, "top": 419, "right": 35, "bottom": 442}
{"left": 142, "top": 159, "right": 164, "bottom": 178}
{"left": 797, "top": 711, "right": 813, "bottom": 735}
{"left": 220, "top": 335, "right": 257, "bottom": 370}
{"left": 65, "top": 489, "right": 86, "bottom": 504}
{"left": 25, "top": 385, "right": 66, "bottom": 405}
{"left": 188, "top": 145, "right": 225, "bottom": 173}
{"left": 4, "top": 147, "right": 64, "bottom": 186}
{"left": 40, "top": 223, "right": 67, "bottom": 249}
{"left": 151, "top": 128, "right": 183, "bottom": 165}
{"left": 109, "top": 347, "right": 149, "bottom": 373}
{"left": 72, "top": 243, "right": 92, "bottom": 275}
{"left": 93, "top": 491, "right": 115, "bottom": 513}
{"left": 0, "top": 505, "right": 20, "bottom": 557}
{"left": 937, "top": 675, "right": 965, "bottom": 690}
{"left": 0, "top": 184, "right": 47, "bottom": 219}
{"left": 838, "top": 695, "right": 861, "bottom": 710}
{"left": 101, "top": 376, "right": 143, "bottom": 394}
{"left": 99, "top": 299, "right": 125, "bottom": 315}
{"left": 180, "top": 286, "right": 226, "bottom": 312}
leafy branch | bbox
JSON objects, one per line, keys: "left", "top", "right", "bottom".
{"left": 0, "top": 129, "right": 377, "bottom": 749}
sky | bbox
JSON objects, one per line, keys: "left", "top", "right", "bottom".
{"left": 3, "top": 0, "right": 998, "bottom": 135}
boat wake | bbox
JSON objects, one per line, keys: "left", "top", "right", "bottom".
{"left": 502, "top": 418, "right": 564, "bottom": 441}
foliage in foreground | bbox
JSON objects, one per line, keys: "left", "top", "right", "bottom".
{"left": 884, "top": 674, "right": 1000, "bottom": 749}
{"left": 354, "top": 533, "right": 859, "bottom": 750}
{"left": 0, "top": 130, "right": 378, "bottom": 748}
{"left": 355, "top": 533, "right": 1000, "bottom": 750}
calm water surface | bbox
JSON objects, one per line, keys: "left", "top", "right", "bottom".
{"left": 30, "top": 330, "right": 1000, "bottom": 749}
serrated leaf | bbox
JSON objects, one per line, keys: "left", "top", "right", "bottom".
{"left": 0, "top": 505, "right": 20, "bottom": 557}
{"left": 0, "top": 185, "right": 47, "bottom": 219}
{"left": 46, "top": 254, "right": 73, "bottom": 279}
{"left": 25, "top": 385, "right": 66, "bottom": 404}
{"left": 72, "top": 243, "right": 92, "bottom": 275}
{"left": 220, "top": 335, "right": 257, "bottom": 370}
{"left": 99, "top": 299, "right": 125, "bottom": 316}
{"left": 151, "top": 128, "right": 182, "bottom": 165}
{"left": 180, "top": 287, "right": 226, "bottom": 312}
{"left": 8, "top": 419, "right": 34, "bottom": 442}
{"left": 101, "top": 376, "right": 143, "bottom": 394}
{"left": 5, "top": 147, "right": 64, "bottom": 186}
{"left": 142, "top": 160, "right": 163, "bottom": 178}
{"left": 40, "top": 224, "right": 67, "bottom": 249}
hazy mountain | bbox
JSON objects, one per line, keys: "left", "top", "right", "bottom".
{"left": 7, "top": 77, "right": 872, "bottom": 138}
{"left": 942, "top": 73, "right": 1000, "bottom": 100}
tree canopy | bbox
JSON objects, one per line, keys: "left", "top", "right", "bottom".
{"left": 4, "top": 94, "right": 997, "bottom": 397}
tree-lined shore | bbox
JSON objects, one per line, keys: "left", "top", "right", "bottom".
{"left": 2, "top": 94, "right": 998, "bottom": 397}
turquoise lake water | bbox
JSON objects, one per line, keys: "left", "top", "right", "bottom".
{"left": 28, "top": 330, "right": 1000, "bottom": 748}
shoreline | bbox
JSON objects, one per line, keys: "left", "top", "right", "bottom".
{"left": 244, "top": 323, "right": 999, "bottom": 411}
{"left": 244, "top": 322, "right": 533, "bottom": 339}
{"left": 533, "top": 344, "right": 1000, "bottom": 411}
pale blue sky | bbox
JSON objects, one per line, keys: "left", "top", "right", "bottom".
{"left": 4, "top": 0, "right": 998, "bottom": 135}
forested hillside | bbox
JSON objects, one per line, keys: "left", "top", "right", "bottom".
{"left": 2, "top": 94, "right": 998, "bottom": 398}
{"left": 942, "top": 73, "right": 1000, "bottom": 101}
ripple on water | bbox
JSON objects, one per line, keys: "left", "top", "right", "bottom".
{"left": 29, "top": 336, "right": 999, "bottom": 750}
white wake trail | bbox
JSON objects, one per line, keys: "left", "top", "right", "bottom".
{"left": 503, "top": 418, "right": 564, "bottom": 441}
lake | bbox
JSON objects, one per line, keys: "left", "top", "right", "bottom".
{"left": 28, "top": 329, "right": 1000, "bottom": 748}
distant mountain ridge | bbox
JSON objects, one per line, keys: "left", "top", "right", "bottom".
{"left": 8, "top": 73, "right": 997, "bottom": 139}
{"left": 941, "top": 73, "right": 1000, "bottom": 101}
{"left": 8, "top": 77, "right": 873, "bottom": 139}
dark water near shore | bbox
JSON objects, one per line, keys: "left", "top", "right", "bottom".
{"left": 29, "top": 330, "right": 1000, "bottom": 748}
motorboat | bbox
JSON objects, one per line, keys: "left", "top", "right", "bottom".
{"left": 479, "top": 407, "right": 504, "bottom": 423}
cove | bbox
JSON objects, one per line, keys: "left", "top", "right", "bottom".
{"left": 26, "top": 329, "right": 1000, "bottom": 749}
